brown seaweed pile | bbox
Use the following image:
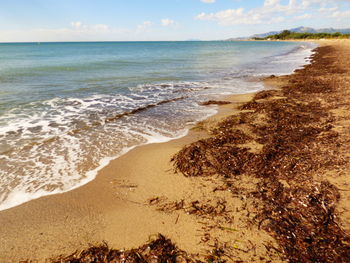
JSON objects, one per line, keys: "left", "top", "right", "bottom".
{"left": 200, "top": 100, "right": 231, "bottom": 106}
{"left": 51, "top": 235, "right": 195, "bottom": 263}
{"left": 172, "top": 45, "right": 350, "bottom": 262}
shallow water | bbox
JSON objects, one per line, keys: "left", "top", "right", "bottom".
{"left": 0, "top": 41, "right": 317, "bottom": 210}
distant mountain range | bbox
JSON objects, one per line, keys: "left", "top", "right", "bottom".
{"left": 227, "top": 26, "right": 350, "bottom": 40}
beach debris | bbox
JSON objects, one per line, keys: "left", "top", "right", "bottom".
{"left": 252, "top": 90, "right": 279, "bottom": 100}
{"left": 172, "top": 45, "right": 350, "bottom": 262}
{"left": 51, "top": 234, "right": 196, "bottom": 263}
{"left": 200, "top": 100, "right": 231, "bottom": 106}
{"left": 218, "top": 226, "right": 238, "bottom": 233}
{"left": 149, "top": 197, "right": 230, "bottom": 219}
{"left": 171, "top": 127, "right": 253, "bottom": 177}
{"left": 105, "top": 96, "right": 187, "bottom": 123}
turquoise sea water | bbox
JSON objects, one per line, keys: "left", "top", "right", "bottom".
{"left": 0, "top": 41, "right": 316, "bottom": 210}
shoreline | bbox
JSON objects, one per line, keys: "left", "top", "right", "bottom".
{"left": 2, "top": 39, "right": 350, "bottom": 262}
{"left": 0, "top": 93, "right": 248, "bottom": 212}
{"left": 0, "top": 91, "right": 260, "bottom": 262}
{"left": 0, "top": 40, "right": 315, "bottom": 213}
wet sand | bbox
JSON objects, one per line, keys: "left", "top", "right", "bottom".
{"left": 0, "top": 93, "right": 271, "bottom": 262}
{"left": 1, "top": 39, "right": 350, "bottom": 262}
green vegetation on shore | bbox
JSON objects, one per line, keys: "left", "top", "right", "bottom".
{"left": 254, "top": 30, "right": 350, "bottom": 40}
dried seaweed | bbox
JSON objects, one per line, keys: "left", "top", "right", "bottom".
{"left": 172, "top": 45, "right": 350, "bottom": 262}
{"left": 253, "top": 90, "right": 280, "bottom": 100}
{"left": 149, "top": 198, "right": 230, "bottom": 218}
{"left": 51, "top": 234, "right": 196, "bottom": 263}
{"left": 201, "top": 100, "right": 231, "bottom": 106}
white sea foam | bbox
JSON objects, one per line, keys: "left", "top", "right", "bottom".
{"left": 0, "top": 121, "right": 193, "bottom": 211}
{"left": 0, "top": 41, "right": 317, "bottom": 211}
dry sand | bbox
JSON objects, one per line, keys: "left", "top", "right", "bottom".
{"left": 0, "top": 39, "right": 350, "bottom": 262}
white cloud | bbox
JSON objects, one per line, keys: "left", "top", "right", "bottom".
{"left": 264, "top": 0, "right": 280, "bottom": 7}
{"left": 71, "top": 21, "right": 82, "bottom": 29}
{"left": 201, "top": 0, "right": 216, "bottom": 3}
{"left": 137, "top": 21, "right": 153, "bottom": 31}
{"left": 262, "top": 0, "right": 300, "bottom": 15}
{"left": 301, "top": 0, "right": 319, "bottom": 7}
{"left": 195, "top": 0, "right": 350, "bottom": 25}
{"left": 70, "top": 21, "right": 110, "bottom": 33}
{"left": 161, "top": 18, "right": 175, "bottom": 26}
{"left": 196, "top": 8, "right": 263, "bottom": 25}
{"left": 295, "top": 13, "right": 313, "bottom": 19}
{"left": 301, "top": 0, "right": 332, "bottom": 8}
{"left": 319, "top": 6, "right": 338, "bottom": 12}
{"left": 91, "top": 24, "right": 110, "bottom": 32}
{"left": 195, "top": 4, "right": 291, "bottom": 25}
{"left": 195, "top": 0, "right": 302, "bottom": 25}
{"left": 331, "top": 9, "right": 350, "bottom": 19}
{"left": 0, "top": 18, "right": 184, "bottom": 42}
{"left": 270, "top": 16, "right": 286, "bottom": 23}
{"left": 0, "top": 22, "right": 131, "bottom": 42}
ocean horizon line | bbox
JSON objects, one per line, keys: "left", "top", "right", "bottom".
{"left": 0, "top": 40, "right": 215, "bottom": 44}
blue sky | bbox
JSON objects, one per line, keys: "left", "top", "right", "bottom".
{"left": 0, "top": 0, "right": 349, "bottom": 42}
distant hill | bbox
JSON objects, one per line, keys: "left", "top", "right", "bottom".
{"left": 227, "top": 26, "right": 350, "bottom": 40}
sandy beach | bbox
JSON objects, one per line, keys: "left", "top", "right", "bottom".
{"left": 1, "top": 39, "right": 350, "bottom": 262}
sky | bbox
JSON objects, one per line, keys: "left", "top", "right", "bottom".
{"left": 0, "top": 0, "right": 349, "bottom": 42}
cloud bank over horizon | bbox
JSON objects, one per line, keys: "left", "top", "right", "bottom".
{"left": 0, "top": 0, "right": 349, "bottom": 42}
{"left": 196, "top": 0, "right": 350, "bottom": 26}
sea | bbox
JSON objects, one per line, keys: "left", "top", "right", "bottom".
{"left": 0, "top": 41, "right": 317, "bottom": 211}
